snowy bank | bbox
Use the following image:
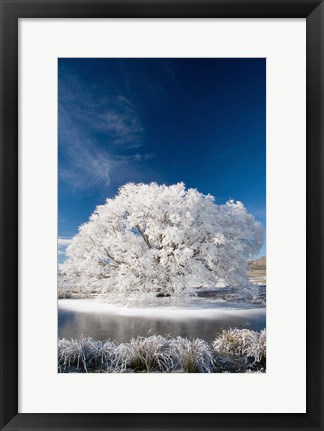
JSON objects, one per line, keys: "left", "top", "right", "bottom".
{"left": 58, "top": 297, "right": 265, "bottom": 321}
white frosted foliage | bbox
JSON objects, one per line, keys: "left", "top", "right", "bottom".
{"left": 60, "top": 182, "right": 263, "bottom": 303}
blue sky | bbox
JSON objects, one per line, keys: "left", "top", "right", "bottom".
{"left": 58, "top": 58, "right": 266, "bottom": 262}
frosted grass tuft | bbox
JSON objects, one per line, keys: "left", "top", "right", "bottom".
{"left": 124, "top": 335, "right": 175, "bottom": 372}
{"left": 213, "top": 328, "right": 266, "bottom": 363}
{"left": 58, "top": 329, "right": 266, "bottom": 373}
{"left": 170, "top": 337, "right": 215, "bottom": 373}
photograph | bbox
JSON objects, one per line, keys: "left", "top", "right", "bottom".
{"left": 57, "top": 57, "right": 266, "bottom": 374}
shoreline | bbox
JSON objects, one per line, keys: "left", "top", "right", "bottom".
{"left": 58, "top": 297, "right": 266, "bottom": 321}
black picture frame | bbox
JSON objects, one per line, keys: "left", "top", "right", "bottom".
{"left": 1, "top": 1, "right": 323, "bottom": 430}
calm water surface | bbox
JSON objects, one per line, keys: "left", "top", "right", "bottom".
{"left": 58, "top": 298, "right": 266, "bottom": 344}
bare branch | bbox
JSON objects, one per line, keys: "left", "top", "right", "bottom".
{"left": 135, "top": 224, "right": 152, "bottom": 249}
{"left": 89, "top": 235, "right": 125, "bottom": 265}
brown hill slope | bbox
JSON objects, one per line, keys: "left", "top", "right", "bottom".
{"left": 247, "top": 256, "right": 266, "bottom": 285}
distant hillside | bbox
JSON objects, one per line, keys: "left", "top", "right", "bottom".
{"left": 248, "top": 256, "right": 266, "bottom": 271}
{"left": 247, "top": 256, "right": 266, "bottom": 285}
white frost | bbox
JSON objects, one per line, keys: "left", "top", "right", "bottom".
{"left": 60, "top": 182, "right": 264, "bottom": 304}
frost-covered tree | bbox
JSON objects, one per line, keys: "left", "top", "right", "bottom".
{"left": 60, "top": 182, "right": 263, "bottom": 303}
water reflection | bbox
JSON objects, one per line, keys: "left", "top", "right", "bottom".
{"left": 58, "top": 307, "right": 266, "bottom": 344}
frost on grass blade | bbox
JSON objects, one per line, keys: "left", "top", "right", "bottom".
{"left": 58, "top": 330, "right": 266, "bottom": 373}
{"left": 170, "top": 337, "right": 215, "bottom": 373}
{"left": 58, "top": 336, "right": 119, "bottom": 373}
{"left": 213, "top": 328, "right": 266, "bottom": 365}
{"left": 123, "top": 335, "right": 174, "bottom": 372}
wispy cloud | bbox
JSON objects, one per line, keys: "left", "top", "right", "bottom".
{"left": 58, "top": 237, "right": 73, "bottom": 257}
{"left": 58, "top": 238, "right": 73, "bottom": 247}
{"left": 59, "top": 125, "right": 154, "bottom": 190}
{"left": 68, "top": 94, "right": 144, "bottom": 147}
{"left": 59, "top": 126, "right": 113, "bottom": 189}
{"left": 132, "top": 153, "right": 154, "bottom": 162}
{"left": 59, "top": 73, "right": 152, "bottom": 190}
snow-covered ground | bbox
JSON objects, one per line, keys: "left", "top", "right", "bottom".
{"left": 58, "top": 296, "right": 265, "bottom": 321}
